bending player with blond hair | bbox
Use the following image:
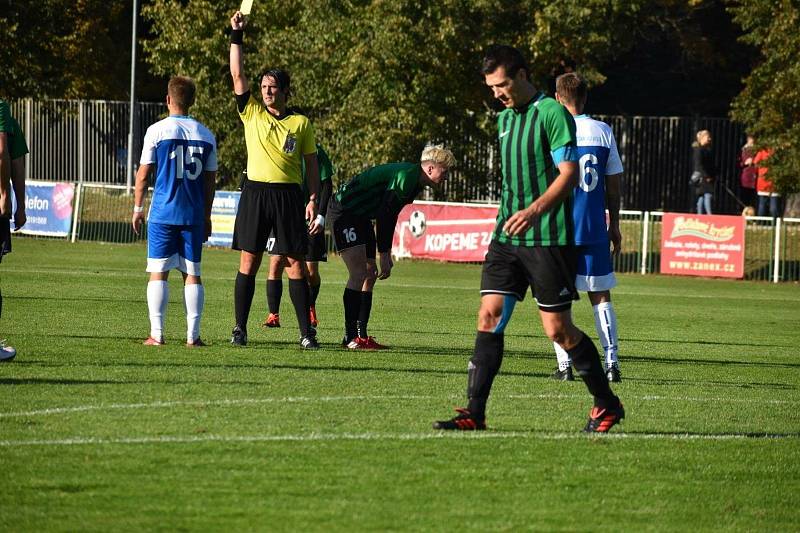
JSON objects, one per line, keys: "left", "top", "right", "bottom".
{"left": 327, "top": 144, "right": 455, "bottom": 349}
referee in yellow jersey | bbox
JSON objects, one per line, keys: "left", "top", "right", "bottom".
{"left": 229, "top": 10, "right": 321, "bottom": 349}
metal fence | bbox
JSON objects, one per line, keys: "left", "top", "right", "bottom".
{"left": 15, "top": 183, "right": 795, "bottom": 283}
{"left": 9, "top": 98, "right": 754, "bottom": 214}
{"left": 9, "top": 99, "right": 165, "bottom": 184}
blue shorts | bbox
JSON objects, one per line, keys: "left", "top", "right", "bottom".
{"left": 575, "top": 242, "right": 616, "bottom": 292}
{"left": 147, "top": 222, "right": 204, "bottom": 276}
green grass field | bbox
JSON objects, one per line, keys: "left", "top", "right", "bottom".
{"left": 1, "top": 238, "right": 799, "bottom": 531}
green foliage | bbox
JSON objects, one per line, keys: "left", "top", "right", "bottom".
{"left": 0, "top": 0, "right": 134, "bottom": 99}
{"left": 729, "top": 0, "right": 800, "bottom": 194}
{"left": 140, "top": 1, "right": 666, "bottom": 189}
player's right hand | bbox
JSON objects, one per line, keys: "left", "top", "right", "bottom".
{"left": 132, "top": 212, "right": 144, "bottom": 235}
{"left": 231, "top": 11, "right": 247, "bottom": 30}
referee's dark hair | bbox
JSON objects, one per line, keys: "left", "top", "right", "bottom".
{"left": 259, "top": 68, "right": 292, "bottom": 99}
{"left": 481, "top": 45, "right": 529, "bottom": 81}
{"left": 555, "top": 72, "right": 587, "bottom": 107}
{"left": 168, "top": 76, "right": 196, "bottom": 109}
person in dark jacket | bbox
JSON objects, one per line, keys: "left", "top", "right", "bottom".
{"left": 690, "top": 130, "right": 716, "bottom": 214}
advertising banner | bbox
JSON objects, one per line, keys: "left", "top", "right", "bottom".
{"left": 392, "top": 201, "right": 499, "bottom": 262}
{"left": 12, "top": 181, "right": 75, "bottom": 237}
{"left": 660, "top": 213, "right": 745, "bottom": 278}
{"left": 207, "top": 190, "right": 241, "bottom": 247}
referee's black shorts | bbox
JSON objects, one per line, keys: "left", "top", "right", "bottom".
{"left": 232, "top": 180, "right": 308, "bottom": 256}
{"left": 480, "top": 240, "right": 578, "bottom": 312}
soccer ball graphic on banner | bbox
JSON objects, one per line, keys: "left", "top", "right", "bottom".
{"left": 408, "top": 210, "right": 427, "bottom": 237}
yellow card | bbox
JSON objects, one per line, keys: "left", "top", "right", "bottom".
{"left": 240, "top": 0, "right": 253, "bottom": 15}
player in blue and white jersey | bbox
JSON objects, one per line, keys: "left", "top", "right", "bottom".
{"left": 132, "top": 76, "right": 218, "bottom": 347}
{"left": 553, "top": 72, "right": 623, "bottom": 382}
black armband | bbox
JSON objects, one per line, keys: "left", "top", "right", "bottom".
{"left": 230, "top": 29, "right": 244, "bottom": 45}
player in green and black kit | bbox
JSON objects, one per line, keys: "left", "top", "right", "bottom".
{"left": 328, "top": 144, "right": 455, "bottom": 349}
{"left": 433, "top": 45, "right": 624, "bottom": 433}
{"left": 264, "top": 143, "right": 334, "bottom": 329}
{"left": 0, "top": 101, "right": 26, "bottom": 361}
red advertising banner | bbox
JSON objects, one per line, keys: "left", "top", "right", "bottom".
{"left": 660, "top": 213, "right": 745, "bottom": 278}
{"left": 392, "top": 201, "right": 498, "bottom": 262}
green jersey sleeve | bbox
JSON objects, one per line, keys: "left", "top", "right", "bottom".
{"left": 317, "top": 145, "right": 335, "bottom": 182}
{"left": 540, "top": 99, "right": 576, "bottom": 152}
{"left": 9, "top": 116, "right": 29, "bottom": 160}
{"left": 0, "top": 101, "right": 10, "bottom": 133}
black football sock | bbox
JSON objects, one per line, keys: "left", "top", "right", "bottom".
{"left": 466, "top": 331, "right": 504, "bottom": 419}
{"left": 267, "top": 279, "right": 282, "bottom": 315}
{"left": 309, "top": 282, "right": 321, "bottom": 307}
{"left": 343, "top": 288, "right": 361, "bottom": 342}
{"left": 289, "top": 278, "right": 312, "bottom": 337}
{"left": 356, "top": 291, "right": 373, "bottom": 338}
{"left": 234, "top": 272, "right": 256, "bottom": 332}
{"left": 569, "top": 333, "right": 620, "bottom": 409}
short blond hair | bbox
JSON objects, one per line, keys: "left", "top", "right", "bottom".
{"left": 420, "top": 143, "right": 456, "bottom": 169}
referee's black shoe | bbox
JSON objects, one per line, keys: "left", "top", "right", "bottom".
{"left": 230, "top": 325, "right": 247, "bottom": 346}
{"left": 551, "top": 366, "right": 574, "bottom": 381}
{"left": 433, "top": 408, "right": 486, "bottom": 431}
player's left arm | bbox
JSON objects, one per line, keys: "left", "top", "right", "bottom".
{"left": 132, "top": 164, "right": 151, "bottom": 235}
{"left": 606, "top": 172, "right": 622, "bottom": 256}
{"left": 374, "top": 190, "right": 405, "bottom": 279}
{"left": 203, "top": 170, "right": 217, "bottom": 241}
{"left": 503, "top": 105, "right": 578, "bottom": 237}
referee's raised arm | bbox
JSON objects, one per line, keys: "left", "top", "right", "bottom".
{"left": 229, "top": 11, "right": 249, "bottom": 96}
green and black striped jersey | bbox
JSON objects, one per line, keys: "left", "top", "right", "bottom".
{"left": 493, "top": 93, "right": 577, "bottom": 247}
{"left": 334, "top": 162, "right": 422, "bottom": 219}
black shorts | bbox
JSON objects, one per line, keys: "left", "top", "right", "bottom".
{"left": 328, "top": 202, "right": 376, "bottom": 260}
{"left": 0, "top": 218, "right": 10, "bottom": 263}
{"left": 267, "top": 230, "right": 327, "bottom": 262}
{"left": 232, "top": 180, "right": 308, "bottom": 256}
{"left": 480, "top": 240, "right": 578, "bottom": 312}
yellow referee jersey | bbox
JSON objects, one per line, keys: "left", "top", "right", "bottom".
{"left": 239, "top": 94, "right": 316, "bottom": 184}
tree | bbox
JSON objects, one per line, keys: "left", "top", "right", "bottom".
{"left": 729, "top": 0, "right": 800, "bottom": 194}
{"left": 0, "top": 0, "right": 162, "bottom": 100}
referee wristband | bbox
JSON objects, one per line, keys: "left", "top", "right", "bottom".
{"left": 230, "top": 29, "right": 244, "bottom": 45}
{"left": 133, "top": 205, "right": 144, "bottom": 213}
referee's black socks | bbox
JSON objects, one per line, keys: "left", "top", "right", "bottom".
{"left": 568, "top": 333, "right": 620, "bottom": 409}
{"left": 234, "top": 272, "right": 256, "bottom": 332}
{"left": 466, "top": 331, "right": 504, "bottom": 419}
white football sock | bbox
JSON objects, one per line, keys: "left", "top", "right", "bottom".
{"left": 184, "top": 283, "right": 204, "bottom": 343}
{"left": 554, "top": 341, "right": 571, "bottom": 371}
{"left": 147, "top": 280, "right": 169, "bottom": 341}
{"left": 593, "top": 301, "right": 619, "bottom": 368}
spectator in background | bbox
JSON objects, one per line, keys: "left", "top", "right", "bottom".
{"left": 738, "top": 135, "right": 758, "bottom": 209}
{"left": 691, "top": 130, "right": 716, "bottom": 215}
{"left": 753, "top": 148, "right": 780, "bottom": 218}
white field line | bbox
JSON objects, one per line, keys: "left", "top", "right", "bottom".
{"left": 7, "top": 267, "right": 798, "bottom": 303}
{"left": 0, "top": 431, "right": 796, "bottom": 448}
{"left": 1, "top": 393, "right": 795, "bottom": 419}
